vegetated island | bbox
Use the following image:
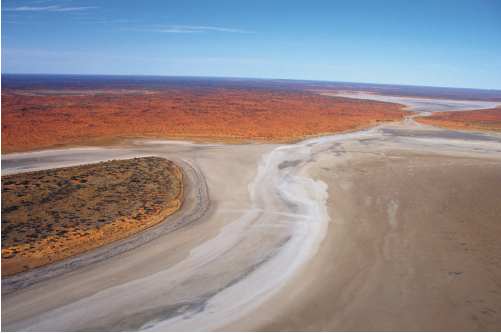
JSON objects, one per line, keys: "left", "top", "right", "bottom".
{"left": 1, "top": 157, "right": 183, "bottom": 276}
{"left": 1, "top": 87, "right": 406, "bottom": 153}
{"left": 416, "top": 106, "right": 501, "bottom": 132}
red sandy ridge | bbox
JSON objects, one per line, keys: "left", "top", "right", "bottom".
{"left": 2, "top": 88, "right": 406, "bottom": 152}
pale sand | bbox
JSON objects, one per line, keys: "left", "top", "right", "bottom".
{"left": 234, "top": 150, "right": 501, "bottom": 331}
{"left": 2, "top": 96, "right": 501, "bottom": 331}
{"left": 1, "top": 142, "right": 283, "bottom": 331}
{"left": 2, "top": 137, "right": 334, "bottom": 331}
{"left": 324, "top": 91, "right": 500, "bottom": 113}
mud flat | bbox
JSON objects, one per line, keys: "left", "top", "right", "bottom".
{"left": 2, "top": 142, "right": 286, "bottom": 331}
{"left": 235, "top": 129, "right": 501, "bottom": 331}
{"left": 2, "top": 96, "right": 501, "bottom": 331}
{"left": 323, "top": 91, "right": 499, "bottom": 113}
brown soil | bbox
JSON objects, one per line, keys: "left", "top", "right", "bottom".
{"left": 417, "top": 106, "right": 501, "bottom": 132}
{"left": 1, "top": 88, "right": 406, "bottom": 153}
{"left": 1, "top": 157, "right": 183, "bottom": 276}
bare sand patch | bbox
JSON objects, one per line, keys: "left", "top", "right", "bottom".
{"left": 239, "top": 151, "right": 501, "bottom": 331}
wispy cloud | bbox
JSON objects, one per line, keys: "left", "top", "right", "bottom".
{"left": 131, "top": 25, "right": 253, "bottom": 34}
{"left": 3, "top": 5, "right": 98, "bottom": 12}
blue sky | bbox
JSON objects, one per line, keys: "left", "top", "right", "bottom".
{"left": 2, "top": 0, "right": 501, "bottom": 89}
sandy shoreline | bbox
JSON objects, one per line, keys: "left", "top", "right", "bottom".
{"left": 2, "top": 95, "right": 501, "bottom": 331}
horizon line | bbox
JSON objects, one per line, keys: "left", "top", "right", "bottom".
{"left": 2, "top": 72, "right": 501, "bottom": 92}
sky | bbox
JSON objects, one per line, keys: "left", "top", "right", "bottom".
{"left": 2, "top": 0, "right": 501, "bottom": 89}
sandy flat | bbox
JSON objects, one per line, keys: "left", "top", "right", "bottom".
{"left": 234, "top": 144, "right": 501, "bottom": 331}
{"left": 327, "top": 91, "right": 499, "bottom": 113}
{"left": 2, "top": 96, "right": 501, "bottom": 331}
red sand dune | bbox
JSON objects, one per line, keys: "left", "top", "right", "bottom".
{"left": 2, "top": 88, "right": 406, "bottom": 153}
{"left": 417, "top": 106, "right": 501, "bottom": 132}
